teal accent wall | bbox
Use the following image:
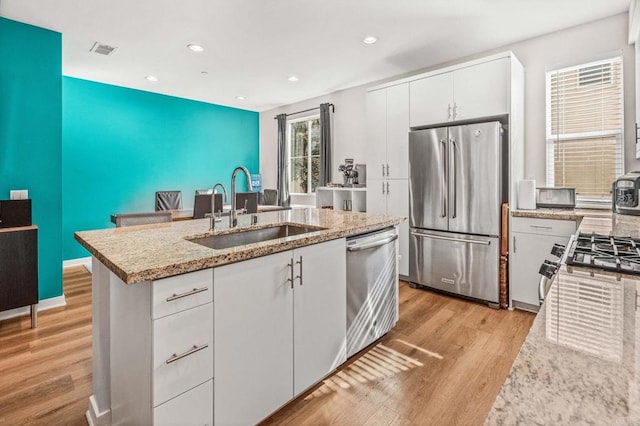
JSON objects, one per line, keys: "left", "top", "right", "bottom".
{"left": 63, "top": 77, "right": 259, "bottom": 260}
{"left": 0, "top": 18, "right": 63, "bottom": 300}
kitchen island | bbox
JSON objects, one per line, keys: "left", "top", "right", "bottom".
{"left": 75, "top": 208, "right": 404, "bottom": 426}
{"left": 488, "top": 210, "right": 640, "bottom": 424}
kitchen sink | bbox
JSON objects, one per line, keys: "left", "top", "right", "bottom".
{"left": 187, "top": 223, "right": 326, "bottom": 250}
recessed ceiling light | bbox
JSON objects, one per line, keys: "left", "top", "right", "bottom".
{"left": 201, "top": 71, "right": 208, "bottom": 75}
{"left": 288, "top": 75, "right": 299, "bottom": 82}
{"left": 145, "top": 75, "right": 158, "bottom": 82}
{"left": 363, "top": 36, "right": 378, "bottom": 45}
{"left": 187, "top": 43, "right": 205, "bottom": 52}
{"left": 235, "top": 95, "right": 246, "bottom": 100}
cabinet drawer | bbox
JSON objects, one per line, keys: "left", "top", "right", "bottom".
{"left": 511, "top": 217, "right": 576, "bottom": 237}
{"left": 153, "top": 303, "right": 213, "bottom": 406}
{"left": 153, "top": 379, "right": 213, "bottom": 426}
{"left": 152, "top": 269, "right": 213, "bottom": 319}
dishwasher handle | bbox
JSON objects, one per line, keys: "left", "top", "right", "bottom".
{"left": 347, "top": 234, "right": 398, "bottom": 252}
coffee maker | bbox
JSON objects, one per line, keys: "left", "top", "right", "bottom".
{"left": 338, "top": 159, "right": 358, "bottom": 186}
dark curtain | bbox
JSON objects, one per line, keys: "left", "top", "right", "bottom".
{"left": 276, "top": 113, "right": 290, "bottom": 207}
{"left": 318, "top": 103, "right": 333, "bottom": 187}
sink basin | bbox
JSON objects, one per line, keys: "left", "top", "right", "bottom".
{"left": 188, "top": 223, "right": 326, "bottom": 250}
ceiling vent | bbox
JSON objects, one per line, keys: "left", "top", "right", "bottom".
{"left": 90, "top": 42, "right": 117, "bottom": 56}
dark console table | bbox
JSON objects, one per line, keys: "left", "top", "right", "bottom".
{"left": 0, "top": 225, "right": 38, "bottom": 327}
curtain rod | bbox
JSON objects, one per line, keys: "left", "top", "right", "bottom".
{"left": 273, "top": 103, "right": 334, "bottom": 119}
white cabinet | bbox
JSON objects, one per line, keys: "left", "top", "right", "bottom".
{"left": 509, "top": 217, "right": 576, "bottom": 311}
{"left": 213, "top": 250, "right": 293, "bottom": 426}
{"left": 153, "top": 379, "right": 213, "bottom": 426}
{"left": 409, "top": 58, "right": 509, "bottom": 128}
{"left": 214, "top": 238, "right": 346, "bottom": 425}
{"left": 366, "top": 83, "right": 409, "bottom": 180}
{"left": 316, "top": 186, "right": 366, "bottom": 212}
{"left": 366, "top": 82, "right": 410, "bottom": 277}
{"left": 293, "top": 241, "right": 347, "bottom": 395}
{"left": 367, "top": 179, "right": 409, "bottom": 277}
{"left": 109, "top": 268, "right": 214, "bottom": 425}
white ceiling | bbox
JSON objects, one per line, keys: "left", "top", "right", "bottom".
{"left": 0, "top": 0, "right": 631, "bottom": 112}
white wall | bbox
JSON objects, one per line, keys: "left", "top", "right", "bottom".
{"left": 260, "top": 13, "right": 639, "bottom": 200}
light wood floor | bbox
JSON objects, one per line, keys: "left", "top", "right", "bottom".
{"left": 0, "top": 267, "right": 534, "bottom": 426}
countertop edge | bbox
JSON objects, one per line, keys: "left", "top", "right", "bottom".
{"left": 75, "top": 214, "right": 405, "bottom": 284}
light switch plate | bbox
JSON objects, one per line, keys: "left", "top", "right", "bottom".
{"left": 10, "top": 190, "right": 28, "bottom": 200}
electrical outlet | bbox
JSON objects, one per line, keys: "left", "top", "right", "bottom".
{"left": 10, "top": 190, "right": 28, "bottom": 200}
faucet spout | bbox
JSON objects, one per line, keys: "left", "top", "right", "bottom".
{"left": 230, "top": 166, "right": 253, "bottom": 228}
{"left": 206, "top": 183, "right": 227, "bottom": 231}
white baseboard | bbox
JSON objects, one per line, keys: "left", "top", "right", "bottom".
{"left": 86, "top": 395, "right": 111, "bottom": 426}
{"left": 0, "top": 295, "right": 67, "bottom": 322}
{"left": 63, "top": 256, "right": 92, "bottom": 269}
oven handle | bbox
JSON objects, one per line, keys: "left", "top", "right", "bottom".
{"left": 347, "top": 234, "right": 398, "bottom": 252}
{"left": 411, "top": 232, "right": 490, "bottom": 246}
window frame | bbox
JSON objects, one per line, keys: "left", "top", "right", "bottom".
{"left": 287, "top": 114, "right": 320, "bottom": 195}
{"left": 544, "top": 56, "right": 624, "bottom": 208}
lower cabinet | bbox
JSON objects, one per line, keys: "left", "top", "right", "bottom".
{"left": 109, "top": 269, "right": 214, "bottom": 425}
{"left": 509, "top": 217, "right": 576, "bottom": 311}
{"left": 214, "top": 238, "right": 347, "bottom": 425}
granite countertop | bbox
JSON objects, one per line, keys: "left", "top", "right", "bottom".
{"left": 75, "top": 207, "right": 405, "bottom": 284}
{"left": 511, "top": 207, "right": 616, "bottom": 222}
{"left": 487, "top": 211, "right": 640, "bottom": 424}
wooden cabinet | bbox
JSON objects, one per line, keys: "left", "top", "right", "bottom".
{"left": 0, "top": 226, "right": 38, "bottom": 327}
{"left": 509, "top": 217, "right": 577, "bottom": 311}
{"left": 409, "top": 57, "right": 509, "bottom": 128}
{"left": 214, "top": 238, "right": 346, "bottom": 425}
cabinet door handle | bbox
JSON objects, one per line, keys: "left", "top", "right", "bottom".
{"left": 448, "top": 103, "right": 452, "bottom": 120}
{"left": 386, "top": 181, "right": 390, "bottom": 195}
{"left": 166, "top": 343, "right": 209, "bottom": 364}
{"left": 386, "top": 163, "right": 390, "bottom": 176}
{"left": 453, "top": 103, "right": 459, "bottom": 119}
{"left": 286, "top": 258, "right": 294, "bottom": 289}
{"left": 513, "top": 235, "right": 516, "bottom": 253}
{"left": 382, "top": 181, "right": 385, "bottom": 195}
{"left": 382, "top": 164, "right": 386, "bottom": 177}
{"left": 530, "top": 225, "right": 553, "bottom": 230}
{"left": 166, "top": 287, "right": 208, "bottom": 302}
{"left": 295, "top": 256, "right": 303, "bottom": 286}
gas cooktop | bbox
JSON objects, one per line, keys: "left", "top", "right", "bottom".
{"left": 565, "top": 232, "right": 640, "bottom": 275}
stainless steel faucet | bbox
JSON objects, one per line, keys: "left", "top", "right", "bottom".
{"left": 229, "top": 166, "right": 253, "bottom": 228}
{"left": 206, "top": 183, "right": 227, "bottom": 231}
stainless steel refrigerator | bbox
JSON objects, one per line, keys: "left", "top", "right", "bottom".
{"left": 408, "top": 121, "right": 503, "bottom": 306}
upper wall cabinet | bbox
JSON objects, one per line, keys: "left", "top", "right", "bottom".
{"left": 409, "top": 58, "right": 509, "bottom": 128}
{"left": 366, "top": 83, "right": 410, "bottom": 180}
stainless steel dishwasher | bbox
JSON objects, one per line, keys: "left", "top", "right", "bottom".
{"left": 346, "top": 226, "right": 399, "bottom": 358}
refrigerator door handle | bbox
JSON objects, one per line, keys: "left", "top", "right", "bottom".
{"left": 450, "top": 138, "right": 457, "bottom": 219}
{"left": 411, "top": 231, "right": 491, "bottom": 246}
{"left": 440, "top": 139, "right": 447, "bottom": 218}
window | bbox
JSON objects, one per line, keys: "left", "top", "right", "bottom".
{"left": 546, "top": 57, "right": 623, "bottom": 206}
{"left": 288, "top": 116, "right": 320, "bottom": 194}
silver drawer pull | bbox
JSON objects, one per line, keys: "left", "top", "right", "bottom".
{"left": 166, "top": 343, "right": 209, "bottom": 364}
{"left": 166, "top": 287, "right": 208, "bottom": 302}
{"left": 529, "top": 225, "right": 553, "bottom": 230}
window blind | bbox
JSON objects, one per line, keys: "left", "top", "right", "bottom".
{"left": 546, "top": 57, "right": 623, "bottom": 204}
